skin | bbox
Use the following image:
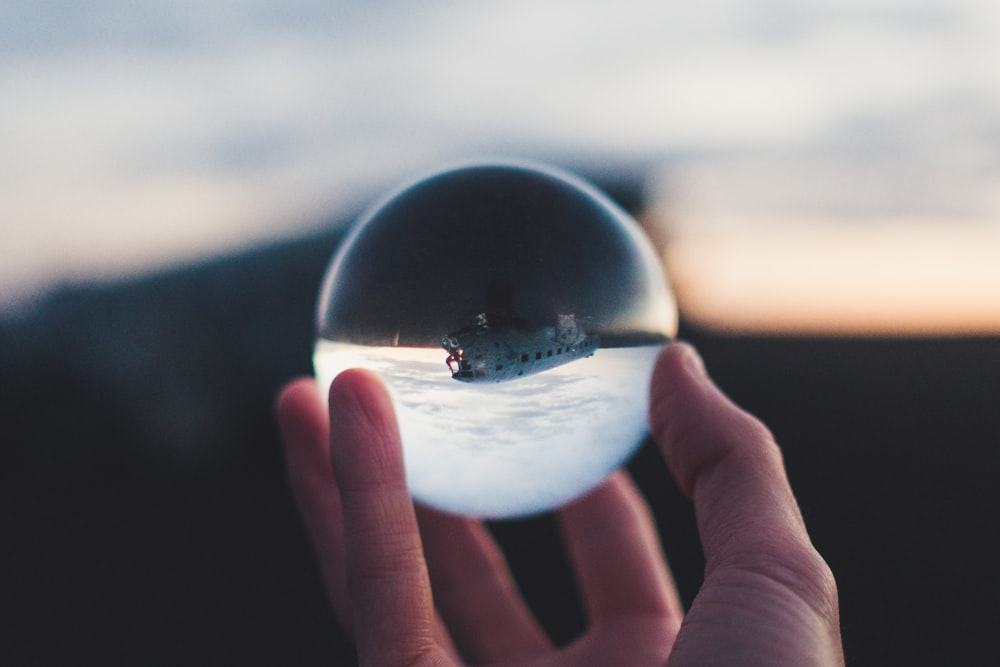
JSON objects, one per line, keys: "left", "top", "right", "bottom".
{"left": 275, "top": 342, "right": 844, "bottom": 666}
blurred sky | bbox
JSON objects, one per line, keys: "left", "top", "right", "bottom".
{"left": 3, "top": 0, "right": 1000, "bottom": 323}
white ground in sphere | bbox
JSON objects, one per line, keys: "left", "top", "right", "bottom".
{"left": 314, "top": 340, "right": 662, "bottom": 518}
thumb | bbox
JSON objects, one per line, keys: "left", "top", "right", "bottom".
{"left": 648, "top": 343, "right": 843, "bottom": 665}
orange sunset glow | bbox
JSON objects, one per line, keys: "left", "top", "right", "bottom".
{"left": 652, "top": 220, "right": 1000, "bottom": 336}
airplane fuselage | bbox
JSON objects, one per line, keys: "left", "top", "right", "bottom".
{"left": 442, "top": 314, "right": 598, "bottom": 383}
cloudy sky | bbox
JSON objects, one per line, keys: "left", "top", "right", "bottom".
{"left": 3, "top": 0, "right": 999, "bottom": 311}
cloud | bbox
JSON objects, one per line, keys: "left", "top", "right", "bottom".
{"left": 3, "top": 0, "right": 999, "bottom": 309}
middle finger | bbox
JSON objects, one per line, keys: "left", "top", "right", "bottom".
{"left": 418, "top": 506, "right": 553, "bottom": 664}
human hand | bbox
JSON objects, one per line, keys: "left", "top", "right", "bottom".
{"left": 275, "top": 342, "right": 843, "bottom": 666}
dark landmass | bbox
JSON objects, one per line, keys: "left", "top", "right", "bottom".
{"left": 2, "top": 189, "right": 998, "bottom": 665}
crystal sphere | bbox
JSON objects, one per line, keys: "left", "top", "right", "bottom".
{"left": 314, "top": 161, "right": 677, "bottom": 518}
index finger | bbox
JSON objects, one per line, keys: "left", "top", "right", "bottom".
{"left": 327, "top": 369, "right": 448, "bottom": 666}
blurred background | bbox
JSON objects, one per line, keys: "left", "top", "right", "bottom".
{"left": 2, "top": 1, "right": 999, "bottom": 664}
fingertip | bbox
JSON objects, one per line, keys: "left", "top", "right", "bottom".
{"left": 663, "top": 340, "right": 706, "bottom": 373}
{"left": 328, "top": 368, "right": 393, "bottom": 417}
{"left": 275, "top": 376, "right": 319, "bottom": 415}
{"left": 650, "top": 341, "right": 706, "bottom": 397}
{"left": 328, "top": 368, "right": 398, "bottom": 454}
{"left": 328, "top": 366, "right": 382, "bottom": 396}
{"left": 275, "top": 377, "right": 327, "bottom": 446}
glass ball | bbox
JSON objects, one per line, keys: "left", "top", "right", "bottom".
{"left": 314, "top": 161, "right": 677, "bottom": 518}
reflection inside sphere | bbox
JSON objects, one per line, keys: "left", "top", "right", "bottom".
{"left": 315, "top": 161, "right": 677, "bottom": 518}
